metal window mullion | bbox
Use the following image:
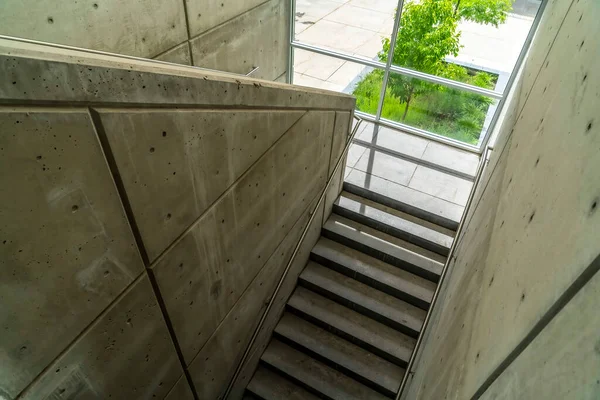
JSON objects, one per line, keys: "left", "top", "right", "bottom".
{"left": 292, "top": 41, "right": 387, "bottom": 70}
{"left": 288, "top": 0, "right": 296, "bottom": 83}
{"left": 389, "top": 64, "right": 503, "bottom": 99}
{"left": 290, "top": 41, "right": 504, "bottom": 100}
{"left": 478, "top": 0, "right": 549, "bottom": 150}
{"left": 375, "top": 0, "right": 406, "bottom": 121}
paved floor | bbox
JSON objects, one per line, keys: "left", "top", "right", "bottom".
{"left": 345, "top": 122, "right": 479, "bottom": 222}
{"left": 293, "top": 0, "right": 541, "bottom": 94}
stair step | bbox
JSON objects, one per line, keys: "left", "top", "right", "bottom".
{"left": 247, "top": 366, "right": 320, "bottom": 400}
{"left": 323, "top": 214, "right": 444, "bottom": 283}
{"left": 261, "top": 339, "right": 389, "bottom": 400}
{"left": 275, "top": 312, "right": 404, "bottom": 397}
{"left": 287, "top": 287, "right": 415, "bottom": 366}
{"left": 334, "top": 191, "right": 453, "bottom": 256}
{"left": 343, "top": 173, "right": 462, "bottom": 231}
{"left": 311, "top": 238, "right": 435, "bottom": 310}
{"left": 299, "top": 262, "right": 424, "bottom": 337}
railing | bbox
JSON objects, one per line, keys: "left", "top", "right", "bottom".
{"left": 395, "top": 145, "right": 494, "bottom": 400}
{"left": 223, "top": 116, "right": 364, "bottom": 398}
{"left": 288, "top": 0, "right": 549, "bottom": 153}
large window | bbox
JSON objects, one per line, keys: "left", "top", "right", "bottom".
{"left": 291, "top": 0, "right": 544, "bottom": 151}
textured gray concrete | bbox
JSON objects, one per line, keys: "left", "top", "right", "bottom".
{"left": 0, "top": 0, "right": 187, "bottom": 59}
{"left": 99, "top": 109, "right": 304, "bottom": 261}
{"left": 228, "top": 202, "right": 325, "bottom": 399}
{"left": 329, "top": 112, "right": 352, "bottom": 177}
{"left": 0, "top": 0, "right": 290, "bottom": 80}
{"left": 150, "top": 110, "right": 334, "bottom": 363}
{"left": 19, "top": 275, "right": 182, "bottom": 399}
{"left": 185, "top": 0, "right": 267, "bottom": 37}
{"left": 403, "top": 0, "right": 600, "bottom": 398}
{"left": 0, "top": 39, "right": 355, "bottom": 111}
{"left": 0, "top": 41, "right": 354, "bottom": 399}
{"left": 190, "top": 0, "right": 289, "bottom": 80}
{"left": 187, "top": 193, "right": 320, "bottom": 398}
{"left": 0, "top": 109, "right": 144, "bottom": 398}
{"left": 156, "top": 42, "right": 192, "bottom": 65}
{"left": 165, "top": 375, "right": 195, "bottom": 400}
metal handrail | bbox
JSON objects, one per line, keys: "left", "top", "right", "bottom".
{"left": 395, "top": 145, "right": 493, "bottom": 400}
{"left": 291, "top": 41, "right": 503, "bottom": 100}
{"left": 223, "top": 115, "right": 364, "bottom": 399}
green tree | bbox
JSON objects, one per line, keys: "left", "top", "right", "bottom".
{"left": 379, "top": 0, "right": 511, "bottom": 121}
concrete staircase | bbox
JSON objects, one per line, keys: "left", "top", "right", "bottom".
{"left": 243, "top": 182, "right": 455, "bottom": 399}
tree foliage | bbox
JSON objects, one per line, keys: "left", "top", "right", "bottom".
{"left": 373, "top": 0, "right": 510, "bottom": 127}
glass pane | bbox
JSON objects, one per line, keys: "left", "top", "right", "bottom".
{"left": 379, "top": 72, "right": 497, "bottom": 145}
{"left": 294, "top": 0, "right": 396, "bottom": 59}
{"left": 293, "top": 49, "right": 379, "bottom": 116}
{"left": 380, "top": 0, "right": 542, "bottom": 93}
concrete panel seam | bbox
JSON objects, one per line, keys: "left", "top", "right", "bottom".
{"left": 181, "top": 0, "right": 192, "bottom": 40}
{"left": 146, "top": 268, "right": 200, "bottom": 400}
{"left": 88, "top": 108, "right": 150, "bottom": 265}
{"left": 152, "top": 40, "right": 189, "bottom": 60}
{"left": 148, "top": 110, "right": 309, "bottom": 267}
{"left": 187, "top": 0, "right": 271, "bottom": 41}
{"left": 472, "top": 251, "right": 600, "bottom": 399}
{"left": 15, "top": 272, "right": 147, "bottom": 399}
{"left": 186, "top": 189, "right": 323, "bottom": 367}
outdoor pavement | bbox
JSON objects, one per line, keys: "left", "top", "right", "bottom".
{"left": 346, "top": 122, "right": 478, "bottom": 209}
{"left": 293, "top": 0, "right": 541, "bottom": 94}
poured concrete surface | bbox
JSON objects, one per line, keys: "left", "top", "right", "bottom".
{"left": 0, "top": 109, "right": 144, "bottom": 398}
{"left": 0, "top": 0, "right": 290, "bottom": 81}
{"left": 150, "top": 111, "right": 335, "bottom": 363}
{"left": 156, "top": 42, "right": 193, "bottom": 66}
{"left": 99, "top": 109, "right": 304, "bottom": 261}
{"left": 0, "top": 40, "right": 354, "bottom": 399}
{"left": 19, "top": 275, "right": 181, "bottom": 400}
{"left": 188, "top": 193, "right": 319, "bottom": 398}
{"left": 190, "top": 0, "right": 288, "bottom": 80}
{"left": 0, "top": 0, "right": 187, "bottom": 59}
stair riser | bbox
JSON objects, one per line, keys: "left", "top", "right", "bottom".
{"left": 321, "top": 229, "right": 440, "bottom": 284}
{"left": 332, "top": 203, "right": 450, "bottom": 257}
{"left": 309, "top": 251, "right": 430, "bottom": 311}
{"left": 343, "top": 182, "right": 459, "bottom": 232}
{"left": 285, "top": 304, "right": 409, "bottom": 368}
{"left": 272, "top": 332, "right": 397, "bottom": 398}
{"left": 258, "top": 361, "right": 335, "bottom": 400}
{"left": 298, "top": 277, "right": 420, "bottom": 338}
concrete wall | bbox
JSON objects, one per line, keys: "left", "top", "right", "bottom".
{"left": 0, "top": 38, "right": 354, "bottom": 399}
{"left": 0, "top": 0, "right": 289, "bottom": 81}
{"left": 402, "top": 0, "right": 600, "bottom": 399}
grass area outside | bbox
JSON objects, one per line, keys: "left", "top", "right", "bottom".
{"left": 354, "top": 69, "right": 497, "bottom": 144}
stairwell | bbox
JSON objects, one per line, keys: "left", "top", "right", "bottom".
{"left": 243, "top": 181, "right": 456, "bottom": 399}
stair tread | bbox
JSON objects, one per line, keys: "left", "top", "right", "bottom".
{"left": 275, "top": 312, "right": 404, "bottom": 395}
{"left": 344, "top": 170, "right": 463, "bottom": 230}
{"left": 336, "top": 191, "right": 454, "bottom": 252}
{"left": 300, "top": 262, "right": 425, "bottom": 335}
{"left": 261, "top": 339, "right": 389, "bottom": 400}
{"left": 247, "top": 366, "right": 320, "bottom": 400}
{"left": 312, "top": 237, "right": 435, "bottom": 308}
{"left": 288, "top": 287, "right": 415, "bottom": 365}
{"left": 324, "top": 214, "right": 445, "bottom": 280}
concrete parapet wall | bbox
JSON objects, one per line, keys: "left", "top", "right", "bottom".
{"left": 0, "top": 39, "right": 354, "bottom": 399}
{"left": 0, "top": 0, "right": 289, "bottom": 81}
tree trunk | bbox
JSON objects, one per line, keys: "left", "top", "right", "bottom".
{"left": 402, "top": 86, "right": 414, "bottom": 122}
{"left": 454, "top": 0, "right": 461, "bottom": 16}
